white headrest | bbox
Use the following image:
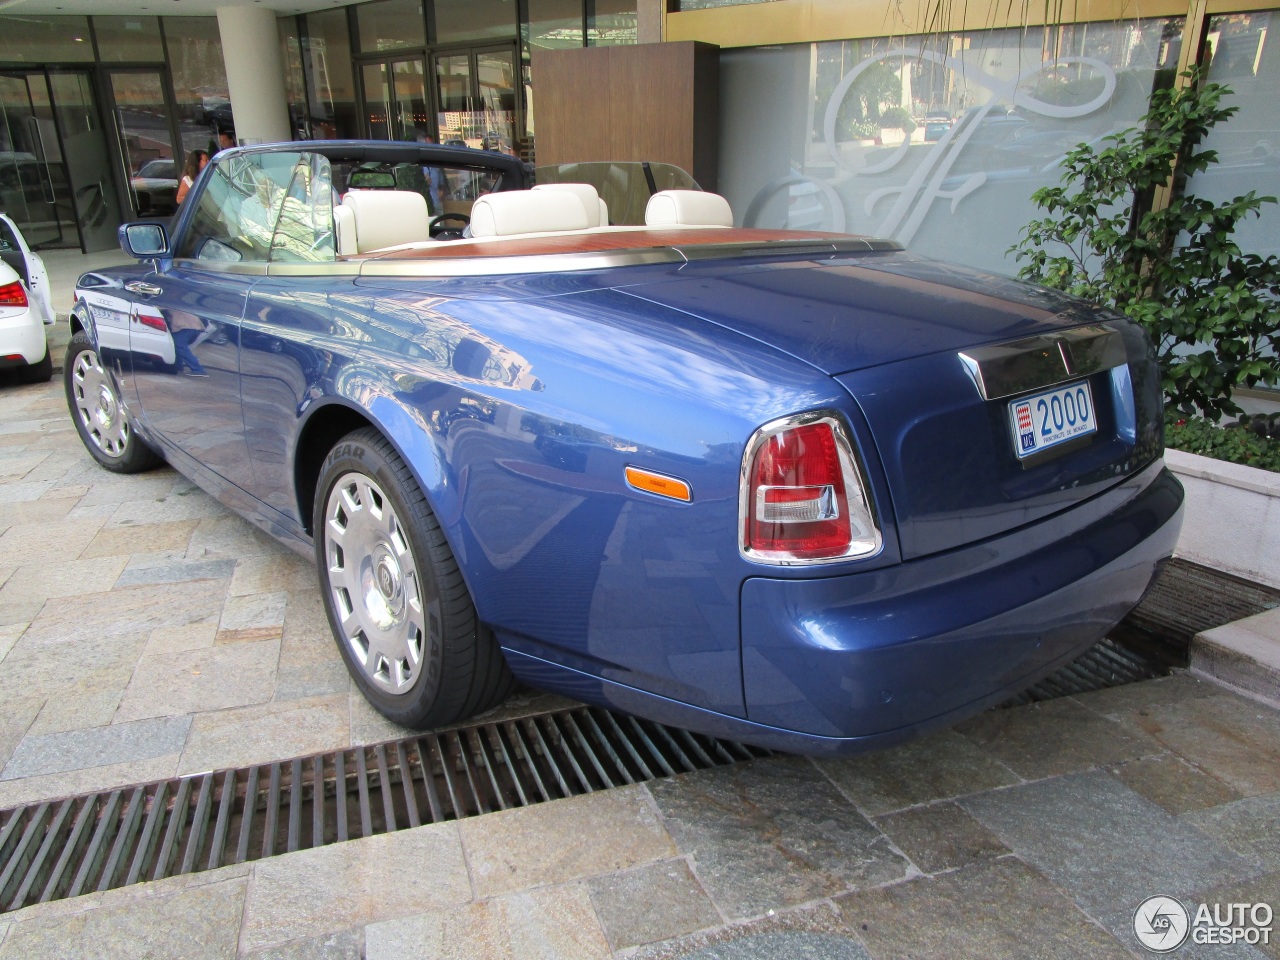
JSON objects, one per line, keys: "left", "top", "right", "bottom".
{"left": 645, "top": 190, "right": 734, "bottom": 228}
{"left": 532, "top": 183, "right": 607, "bottom": 228}
{"left": 470, "top": 190, "right": 592, "bottom": 238}
{"left": 341, "top": 190, "right": 431, "bottom": 253}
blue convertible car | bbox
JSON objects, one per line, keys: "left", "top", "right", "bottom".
{"left": 65, "top": 141, "right": 1182, "bottom": 755}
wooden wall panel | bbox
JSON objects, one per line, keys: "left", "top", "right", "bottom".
{"left": 532, "top": 42, "right": 719, "bottom": 191}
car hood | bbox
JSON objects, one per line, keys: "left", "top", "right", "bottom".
{"left": 620, "top": 251, "right": 1110, "bottom": 375}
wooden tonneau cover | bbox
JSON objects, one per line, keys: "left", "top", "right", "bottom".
{"left": 356, "top": 228, "right": 860, "bottom": 261}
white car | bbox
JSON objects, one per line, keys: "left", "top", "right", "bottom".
{"left": 74, "top": 272, "right": 176, "bottom": 367}
{"left": 0, "top": 213, "right": 55, "bottom": 383}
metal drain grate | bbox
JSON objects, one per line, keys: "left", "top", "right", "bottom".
{"left": 999, "top": 637, "right": 1167, "bottom": 707}
{"left": 0, "top": 706, "right": 771, "bottom": 914}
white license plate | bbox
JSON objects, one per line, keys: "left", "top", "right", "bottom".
{"left": 1010, "top": 380, "right": 1096, "bottom": 459}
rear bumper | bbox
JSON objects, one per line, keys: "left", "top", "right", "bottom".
{"left": 503, "top": 460, "right": 1182, "bottom": 756}
{"left": 738, "top": 459, "right": 1183, "bottom": 747}
{"left": 0, "top": 310, "right": 47, "bottom": 366}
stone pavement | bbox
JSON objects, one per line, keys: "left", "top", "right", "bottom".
{"left": 2, "top": 377, "right": 1279, "bottom": 958}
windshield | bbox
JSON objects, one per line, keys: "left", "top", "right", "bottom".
{"left": 533, "top": 161, "right": 699, "bottom": 226}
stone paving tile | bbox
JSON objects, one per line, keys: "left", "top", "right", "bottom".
{"left": 108, "top": 488, "right": 227, "bottom": 525}
{"left": 143, "top": 622, "right": 220, "bottom": 657}
{"left": 365, "top": 881, "right": 612, "bottom": 960}
{"left": 0, "top": 514, "right": 107, "bottom": 566}
{"left": 0, "top": 555, "right": 128, "bottom": 606}
{"left": 0, "top": 696, "right": 42, "bottom": 772}
{"left": 961, "top": 770, "right": 1259, "bottom": 917}
{"left": 647, "top": 756, "right": 912, "bottom": 921}
{"left": 871, "top": 801, "right": 1010, "bottom": 875}
{"left": 953, "top": 696, "right": 1163, "bottom": 780}
{"left": 1114, "top": 692, "right": 1280, "bottom": 797}
{"left": 836, "top": 857, "right": 1130, "bottom": 960}
{"left": 15, "top": 578, "right": 226, "bottom": 648}
{"left": 815, "top": 729, "right": 1021, "bottom": 817}
{"left": 239, "top": 929, "right": 365, "bottom": 960}
{"left": 177, "top": 694, "right": 349, "bottom": 776}
{"left": 1108, "top": 753, "right": 1244, "bottom": 815}
{"left": 0, "top": 495, "right": 80, "bottom": 526}
{"left": 230, "top": 553, "right": 317, "bottom": 596}
{"left": 461, "top": 784, "right": 677, "bottom": 900}
{"left": 1183, "top": 792, "right": 1280, "bottom": 869}
{"left": 0, "top": 873, "right": 246, "bottom": 960}
{"left": 0, "top": 714, "right": 192, "bottom": 781}
{"left": 72, "top": 469, "right": 183, "bottom": 507}
{"left": 240, "top": 822, "right": 471, "bottom": 953}
{"left": 4, "top": 479, "right": 55, "bottom": 501}
{"left": 114, "top": 553, "right": 236, "bottom": 588}
{"left": 115, "top": 638, "right": 280, "bottom": 722}
{"left": 185, "top": 515, "right": 278, "bottom": 560}
{"left": 217, "top": 591, "right": 288, "bottom": 644}
{"left": 1197, "top": 871, "right": 1280, "bottom": 960}
{"left": 0, "top": 595, "right": 42, "bottom": 628}
{"left": 0, "top": 754, "right": 179, "bottom": 809}
{"left": 349, "top": 686, "right": 413, "bottom": 745}
{"left": 0, "top": 620, "right": 23, "bottom": 664}
{"left": 1072, "top": 673, "right": 1226, "bottom": 718}
{"left": 626, "top": 902, "right": 867, "bottom": 960}
{"left": 23, "top": 664, "right": 135, "bottom": 737}
{"left": 587, "top": 858, "right": 721, "bottom": 952}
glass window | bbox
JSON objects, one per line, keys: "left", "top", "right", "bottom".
{"left": 1185, "top": 11, "right": 1278, "bottom": 259}
{"left": 676, "top": 0, "right": 778, "bottom": 8}
{"left": 178, "top": 151, "right": 302, "bottom": 262}
{"left": 92, "top": 16, "right": 164, "bottom": 62}
{"left": 355, "top": 0, "right": 425, "bottom": 52}
{"left": 589, "top": 0, "right": 636, "bottom": 46}
{"left": 303, "top": 10, "right": 359, "bottom": 139}
{"left": 164, "top": 17, "right": 230, "bottom": 158}
{"left": 279, "top": 17, "right": 307, "bottom": 139}
{"left": 526, "top": 0, "right": 582, "bottom": 51}
{"left": 433, "top": 0, "right": 517, "bottom": 44}
{"left": 0, "top": 16, "right": 93, "bottom": 63}
{"left": 719, "top": 18, "right": 1182, "bottom": 274}
{"left": 271, "top": 154, "right": 336, "bottom": 262}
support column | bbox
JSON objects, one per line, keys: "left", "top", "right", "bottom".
{"left": 638, "top": 0, "right": 664, "bottom": 44}
{"left": 215, "top": 6, "right": 291, "bottom": 145}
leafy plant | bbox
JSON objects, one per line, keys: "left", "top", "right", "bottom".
{"left": 1010, "top": 68, "right": 1280, "bottom": 419}
{"left": 879, "top": 105, "right": 917, "bottom": 134}
{"left": 1165, "top": 412, "right": 1280, "bottom": 473}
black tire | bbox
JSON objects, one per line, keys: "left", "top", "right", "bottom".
{"left": 314, "top": 427, "right": 515, "bottom": 729}
{"left": 19, "top": 347, "right": 52, "bottom": 384}
{"left": 63, "top": 331, "right": 162, "bottom": 473}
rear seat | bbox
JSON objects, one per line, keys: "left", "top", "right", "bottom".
{"left": 335, "top": 189, "right": 432, "bottom": 255}
{"left": 644, "top": 189, "right": 733, "bottom": 228}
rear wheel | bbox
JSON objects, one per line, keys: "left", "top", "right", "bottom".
{"left": 64, "top": 332, "right": 161, "bottom": 473}
{"left": 315, "top": 428, "right": 514, "bottom": 729}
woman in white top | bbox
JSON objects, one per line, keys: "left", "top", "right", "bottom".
{"left": 176, "top": 149, "right": 209, "bottom": 205}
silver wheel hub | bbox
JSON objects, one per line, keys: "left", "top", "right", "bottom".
{"left": 324, "top": 472, "right": 425, "bottom": 696}
{"left": 70, "top": 348, "right": 130, "bottom": 458}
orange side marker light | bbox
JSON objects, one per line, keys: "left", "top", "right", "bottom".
{"left": 624, "top": 466, "right": 692, "bottom": 502}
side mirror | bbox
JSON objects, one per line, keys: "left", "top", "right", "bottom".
{"left": 119, "top": 222, "right": 170, "bottom": 259}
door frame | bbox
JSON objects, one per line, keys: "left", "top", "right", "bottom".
{"left": 0, "top": 68, "right": 77, "bottom": 248}
{"left": 354, "top": 53, "right": 429, "bottom": 141}
{"left": 99, "top": 64, "right": 184, "bottom": 221}
{"left": 427, "top": 42, "right": 521, "bottom": 151}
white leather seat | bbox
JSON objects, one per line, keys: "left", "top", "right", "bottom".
{"left": 645, "top": 189, "right": 734, "bottom": 228}
{"left": 531, "top": 183, "right": 609, "bottom": 228}
{"left": 469, "top": 189, "right": 593, "bottom": 239}
{"left": 333, "top": 204, "right": 356, "bottom": 256}
{"left": 340, "top": 190, "right": 432, "bottom": 253}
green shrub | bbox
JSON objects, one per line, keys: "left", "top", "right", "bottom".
{"left": 879, "top": 105, "right": 917, "bottom": 134}
{"left": 1010, "top": 69, "right": 1280, "bottom": 420}
{"left": 1165, "top": 412, "right": 1280, "bottom": 472}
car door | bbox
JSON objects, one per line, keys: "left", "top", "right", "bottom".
{"left": 129, "top": 150, "right": 304, "bottom": 494}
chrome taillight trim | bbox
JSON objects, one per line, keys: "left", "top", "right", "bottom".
{"left": 738, "top": 410, "right": 883, "bottom": 566}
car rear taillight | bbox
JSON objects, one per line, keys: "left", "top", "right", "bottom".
{"left": 0, "top": 281, "right": 28, "bottom": 307}
{"left": 136, "top": 310, "right": 167, "bottom": 331}
{"left": 740, "top": 412, "right": 881, "bottom": 564}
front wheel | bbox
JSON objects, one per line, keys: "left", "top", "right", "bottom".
{"left": 314, "top": 427, "right": 514, "bottom": 729}
{"left": 64, "top": 332, "right": 161, "bottom": 473}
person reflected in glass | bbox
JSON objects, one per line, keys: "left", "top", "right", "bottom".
{"left": 168, "top": 309, "right": 209, "bottom": 377}
{"left": 413, "top": 127, "right": 448, "bottom": 215}
{"left": 176, "top": 150, "right": 209, "bottom": 205}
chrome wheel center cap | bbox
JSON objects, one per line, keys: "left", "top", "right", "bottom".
{"left": 361, "top": 545, "right": 405, "bottom": 629}
{"left": 96, "top": 386, "right": 116, "bottom": 427}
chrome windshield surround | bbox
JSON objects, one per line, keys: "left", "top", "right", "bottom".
{"left": 172, "top": 258, "right": 269, "bottom": 277}
{"left": 958, "top": 323, "right": 1127, "bottom": 401}
{"left": 358, "top": 248, "right": 683, "bottom": 277}
{"left": 737, "top": 409, "right": 883, "bottom": 567}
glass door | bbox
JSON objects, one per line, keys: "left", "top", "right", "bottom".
{"left": 106, "top": 70, "right": 179, "bottom": 219}
{"left": 432, "top": 46, "right": 517, "bottom": 154}
{"left": 48, "top": 72, "right": 123, "bottom": 253}
{"left": 361, "top": 57, "right": 427, "bottom": 141}
{"left": 0, "top": 72, "right": 74, "bottom": 247}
